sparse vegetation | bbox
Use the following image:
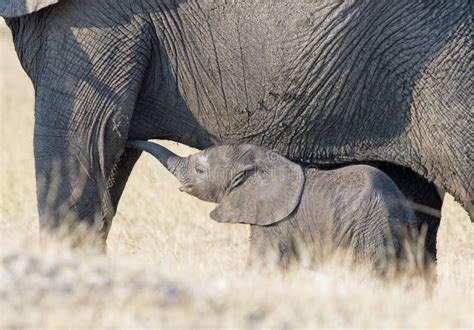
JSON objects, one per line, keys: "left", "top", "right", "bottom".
{"left": 1, "top": 21, "right": 472, "bottom": 328}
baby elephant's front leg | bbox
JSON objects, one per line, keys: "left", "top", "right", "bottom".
{"left": 248, "top": 224, "right": 294, "bottom": 269}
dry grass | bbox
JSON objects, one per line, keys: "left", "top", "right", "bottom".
{"left": 1, "top": 20, "right": 473, "bottom": 328}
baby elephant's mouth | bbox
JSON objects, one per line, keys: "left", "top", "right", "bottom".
{"left": 179, "top": 183, "right": 193, "bottom": 193}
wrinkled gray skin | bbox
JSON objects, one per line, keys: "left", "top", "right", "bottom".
{"left": 2, "top": 1, "right": 471, "bottom": 250}
{"left": 129, "top": 140, "right": 419, "bottom": 272}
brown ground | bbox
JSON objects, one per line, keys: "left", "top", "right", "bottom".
{"left": 0, "top": 20, "right": 472, "bottom": 328}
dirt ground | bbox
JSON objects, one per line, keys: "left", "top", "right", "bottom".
{"left": 1, "top": 20, "right": 472, "bottom": 328}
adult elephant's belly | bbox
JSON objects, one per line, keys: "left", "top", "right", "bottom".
{"left": 133, "top": 57, "right": 413, "bottom": 169}
{"left": 130, "top": 0, "right": 470, "bottom": 214}
{"left": 128, "top": 0, "right": 471, "bottom": 218}
{"left": 152, "top": 43, "right": 414, "bottom": 167}
{"left": 135, "top": 0, "right": 426, "bottom": 166}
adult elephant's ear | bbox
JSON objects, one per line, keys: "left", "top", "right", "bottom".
{"left": 1, "top": 0, "right": 60, "bottom": 18}
{"left": 210, "top": 147, "right": 305, "bottom": 226}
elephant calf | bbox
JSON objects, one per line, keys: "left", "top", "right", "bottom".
{"left": 129, "top": 140, "right": 421, "bottom": 274}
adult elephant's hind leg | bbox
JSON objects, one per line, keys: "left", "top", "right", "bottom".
{"left": 378, "top": 164, "right": 442, "bottom": 262}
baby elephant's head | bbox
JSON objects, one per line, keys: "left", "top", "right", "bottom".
{"left": 128, "top": 140, "right": 305, "bottom": 226}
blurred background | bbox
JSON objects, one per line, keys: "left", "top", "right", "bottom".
{"left": 0, "top": 20, "right": 472, "bottom": 328}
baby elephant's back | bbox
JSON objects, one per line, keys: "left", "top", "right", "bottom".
{"left": 301, "top": 165, "right": 417, "bottom": 269}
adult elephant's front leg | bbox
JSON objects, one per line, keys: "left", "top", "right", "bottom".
{"left": 34, "top": 124, "right": 141, "bottom": 242}
{"left": 27, "top": 8, "right": 150, "bottom": 244}
{"left": 34, "top": 105, "right": 141, "bottom": 245}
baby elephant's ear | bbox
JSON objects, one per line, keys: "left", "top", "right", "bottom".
{"left": 210, "top": 150, "right": 305, "bottom": 226}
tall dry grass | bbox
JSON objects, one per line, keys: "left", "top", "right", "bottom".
{"left": 1, "top": 20, "right": 473, "bottom": 328}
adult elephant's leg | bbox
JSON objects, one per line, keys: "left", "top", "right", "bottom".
{"left": 99, "top": 148, "right": 142, "bottom": 239}
{"left": 378, "top": 164, "right": 442, "bottom": 261}
{"left": 106, "top": 149, "right": 142, "bottom": 220}
{"left": 29, "top": 9, "right": 151, "bottom": 244}
{"left": 36, "top": 140, "right": 142, "bottom": 244}
{"left": 34, "top": 100, "right": 143, "bottom": 245}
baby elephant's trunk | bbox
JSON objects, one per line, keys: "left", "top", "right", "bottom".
{"left": 127, "top": 140, "right": 187, "bottom": 182}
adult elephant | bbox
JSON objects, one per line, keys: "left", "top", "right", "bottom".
{"left": 2, "top": 0, "right": 471, "bottom": 256}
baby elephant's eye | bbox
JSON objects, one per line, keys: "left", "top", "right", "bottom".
{"left": 195, "top": 166, "right": 205, "bottom": 175}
